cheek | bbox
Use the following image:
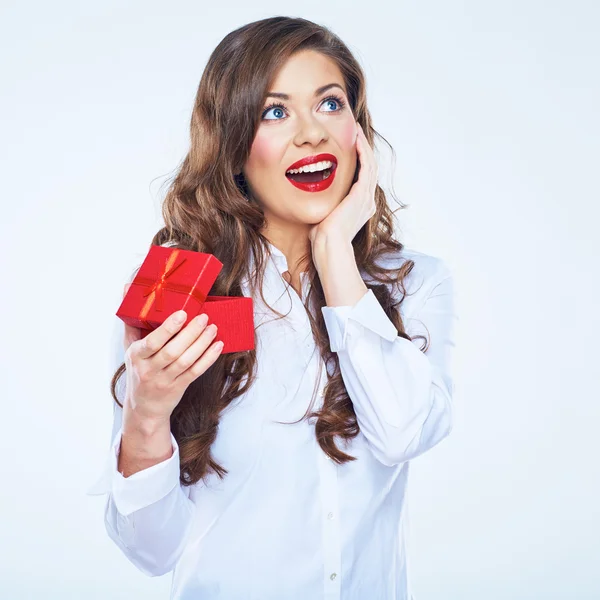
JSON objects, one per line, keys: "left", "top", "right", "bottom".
{"left": 339, "top": 120, "right": 358, "bottom": 152}
{"left": 248, "top": 133, "right": 284, "bottom": 170}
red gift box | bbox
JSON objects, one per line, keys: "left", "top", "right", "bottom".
{"left": 116, "top": 245, "right": 254, "bottom": 354}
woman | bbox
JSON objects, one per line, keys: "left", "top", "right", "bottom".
{"left": 88, "top": 15, "right": 457, "bottom": 600}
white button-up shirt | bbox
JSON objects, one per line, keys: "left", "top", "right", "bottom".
{"left": 87, "top": 241, "right": 458, "bottom": 600}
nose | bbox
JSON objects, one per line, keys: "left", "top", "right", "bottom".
{"left": 292, "top": 114, "right": 328, "bottom": 147}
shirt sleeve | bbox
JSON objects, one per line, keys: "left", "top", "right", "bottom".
{"left": 86, "top": 315, "right": 196, "bottom": 577}
{"left": 320, "top": 258, "right": 457, "bottom": 467}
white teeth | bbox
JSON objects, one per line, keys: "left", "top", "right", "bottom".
{"left": 286, "top": 160, "right": 334, "bottom": 175}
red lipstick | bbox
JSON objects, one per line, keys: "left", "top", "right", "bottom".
{"left": 285, "top": 152, "right": 338, "bottom": 193}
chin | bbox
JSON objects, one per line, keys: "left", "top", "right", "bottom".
{"left": 303, "top": 194, "right": 341, "bottom": 214}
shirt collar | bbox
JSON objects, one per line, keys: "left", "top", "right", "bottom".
{"left": 266, "top": 241, "right": 291, "bottom": 275}
{"left": 247, "top": 239, "right": 309, "bottom": 280}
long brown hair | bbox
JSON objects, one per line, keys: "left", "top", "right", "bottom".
{"left": 110, "top": 16, "right": 428, "bottom": 487}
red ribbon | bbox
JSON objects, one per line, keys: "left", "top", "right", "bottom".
{"left": 132, "top": 249, "right": 209, "bottom": 328}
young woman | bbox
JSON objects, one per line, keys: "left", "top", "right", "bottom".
{"left": 88, "top": 15, "right": 457, "bottom": 600}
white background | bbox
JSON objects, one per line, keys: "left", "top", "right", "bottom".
{"left": 1, "top": 1, "right": 598, "bottom": 598}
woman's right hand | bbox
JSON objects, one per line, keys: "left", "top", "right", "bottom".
{"left": 121, "top": 284, "right": 224, "bottom": 427}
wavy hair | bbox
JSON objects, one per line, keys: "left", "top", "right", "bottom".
{"left": 110, "top": 16, "right": 428, "bottom": 487}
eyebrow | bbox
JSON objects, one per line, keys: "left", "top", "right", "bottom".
{"left": 265, "top": 83, "right": 345, "bottom": 101}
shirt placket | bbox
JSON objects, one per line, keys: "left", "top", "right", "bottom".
{"left": 316, "top": 371, "right": 342, "bottom": 600}
{"left": 278, "top": 259, "right": 342, "bottom": 597}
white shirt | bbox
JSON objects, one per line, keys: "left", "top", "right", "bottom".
{"left": 87, "top": 241, "right": 458, "bottom": 600}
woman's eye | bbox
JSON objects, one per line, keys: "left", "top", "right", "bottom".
{"left": 262, "top": 106, "right": 286, "bottom": 121}
{"left": 261, "top": 96, "right": 345, "bottom": 121}
{"left": 322, "top": 98, "right": 340, "bottom": 112}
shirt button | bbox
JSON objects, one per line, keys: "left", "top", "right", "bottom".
{"left": 327, "top": 512, "right": 334, "bottom": 520}
{"left": 330, "top": 573, "right": 337, "bottom": 581}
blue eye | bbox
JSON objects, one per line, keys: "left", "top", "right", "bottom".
{"left": 261, "top": 94, "right": 347, "bottom": 121}
{"left": 322, "top": 97, "right": 342, "bottom": 112}
{"left": 263, "top": 106, "right": 286, "bottom": 120}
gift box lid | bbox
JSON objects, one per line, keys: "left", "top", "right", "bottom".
{"left": 125, "top": 244, "right": 224, "bottom": 313}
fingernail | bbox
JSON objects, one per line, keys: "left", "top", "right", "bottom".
{"left": 174, "top": 310, "right": 186, "bottom": 323}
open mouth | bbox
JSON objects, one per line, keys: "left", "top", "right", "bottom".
{"left": 286, "top": 167, "right": 334, "bottom": 183}
{"left": 284, "top": 154, "right": 338, "bottom": 192}
{"left": 285, "top": 160, "right": 337, "bottom": 184}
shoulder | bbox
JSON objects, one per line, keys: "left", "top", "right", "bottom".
{"left": 369, "top": 250, "right": 454, "bottom": 339}
{"left": 369, "top": 244, "right": 452, "bottom": 296}
{"left": 388, "top": 245, "right": 450, "bottom": 277}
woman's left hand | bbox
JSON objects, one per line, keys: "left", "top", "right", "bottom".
{"left": 309, "top": 122, "right": 378, "bottom": 246}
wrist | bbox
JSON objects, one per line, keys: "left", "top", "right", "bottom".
{"left": 123, "top": 401, "right": 171, "bottom": 440}
{"left": 312, "top": 233, "right": 351, "bottom": 272}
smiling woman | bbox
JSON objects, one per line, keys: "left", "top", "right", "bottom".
{"left": 243, "top": 49, "right": 359, "bottom": 218}
{"left": 88, "top": 14, "right": 457, "bottom": 600}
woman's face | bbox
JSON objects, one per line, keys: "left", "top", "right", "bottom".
{"left": 242, "top": 49, "right": 358, "bottom": 232}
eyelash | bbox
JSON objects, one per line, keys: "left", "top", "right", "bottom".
{"left": 261, "top": 94, "right": 347, "bottom": 121}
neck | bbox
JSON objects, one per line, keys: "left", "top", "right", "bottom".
{"left": 261, "top": 230, "right": 312, "bottom": 280}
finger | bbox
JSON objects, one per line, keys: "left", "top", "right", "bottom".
{"left": 163, "top": 320, "right": 220, "bottom": 379}
{"left": 152, "top": 313, "right": 216, "bottom": 378}
{"left": 147, "top": 312, "right": 214, "bottom": 371}
{"left": 173, "top": 336, "right": 224, "bottom": 388}
{"left": 357, "top": 122, "right": 367, "bottom": 141}
{"left": 355, "top": 137, "right": 368, "bottom": 187}
{"left": 356, "top": 124, "right": 377, "bottom": 184}
{"left": 356, "top": 124, "right": 368, "bottom": 160}
{"left": 356, "top": 123, "right": 370, "bottom": 158}
{"left": 135, "top": 309, "right": 189, "bottom": 360}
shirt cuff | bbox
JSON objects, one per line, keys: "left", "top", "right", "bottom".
{"left": 86, "top": 426, "right": 181, "bottom": 517}
{"left": 321, "top": 289, "right": 398, "bottom": 352}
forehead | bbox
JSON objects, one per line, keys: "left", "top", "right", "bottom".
{"left": 268, "top": 50, "right": 346, "bottom": 97}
